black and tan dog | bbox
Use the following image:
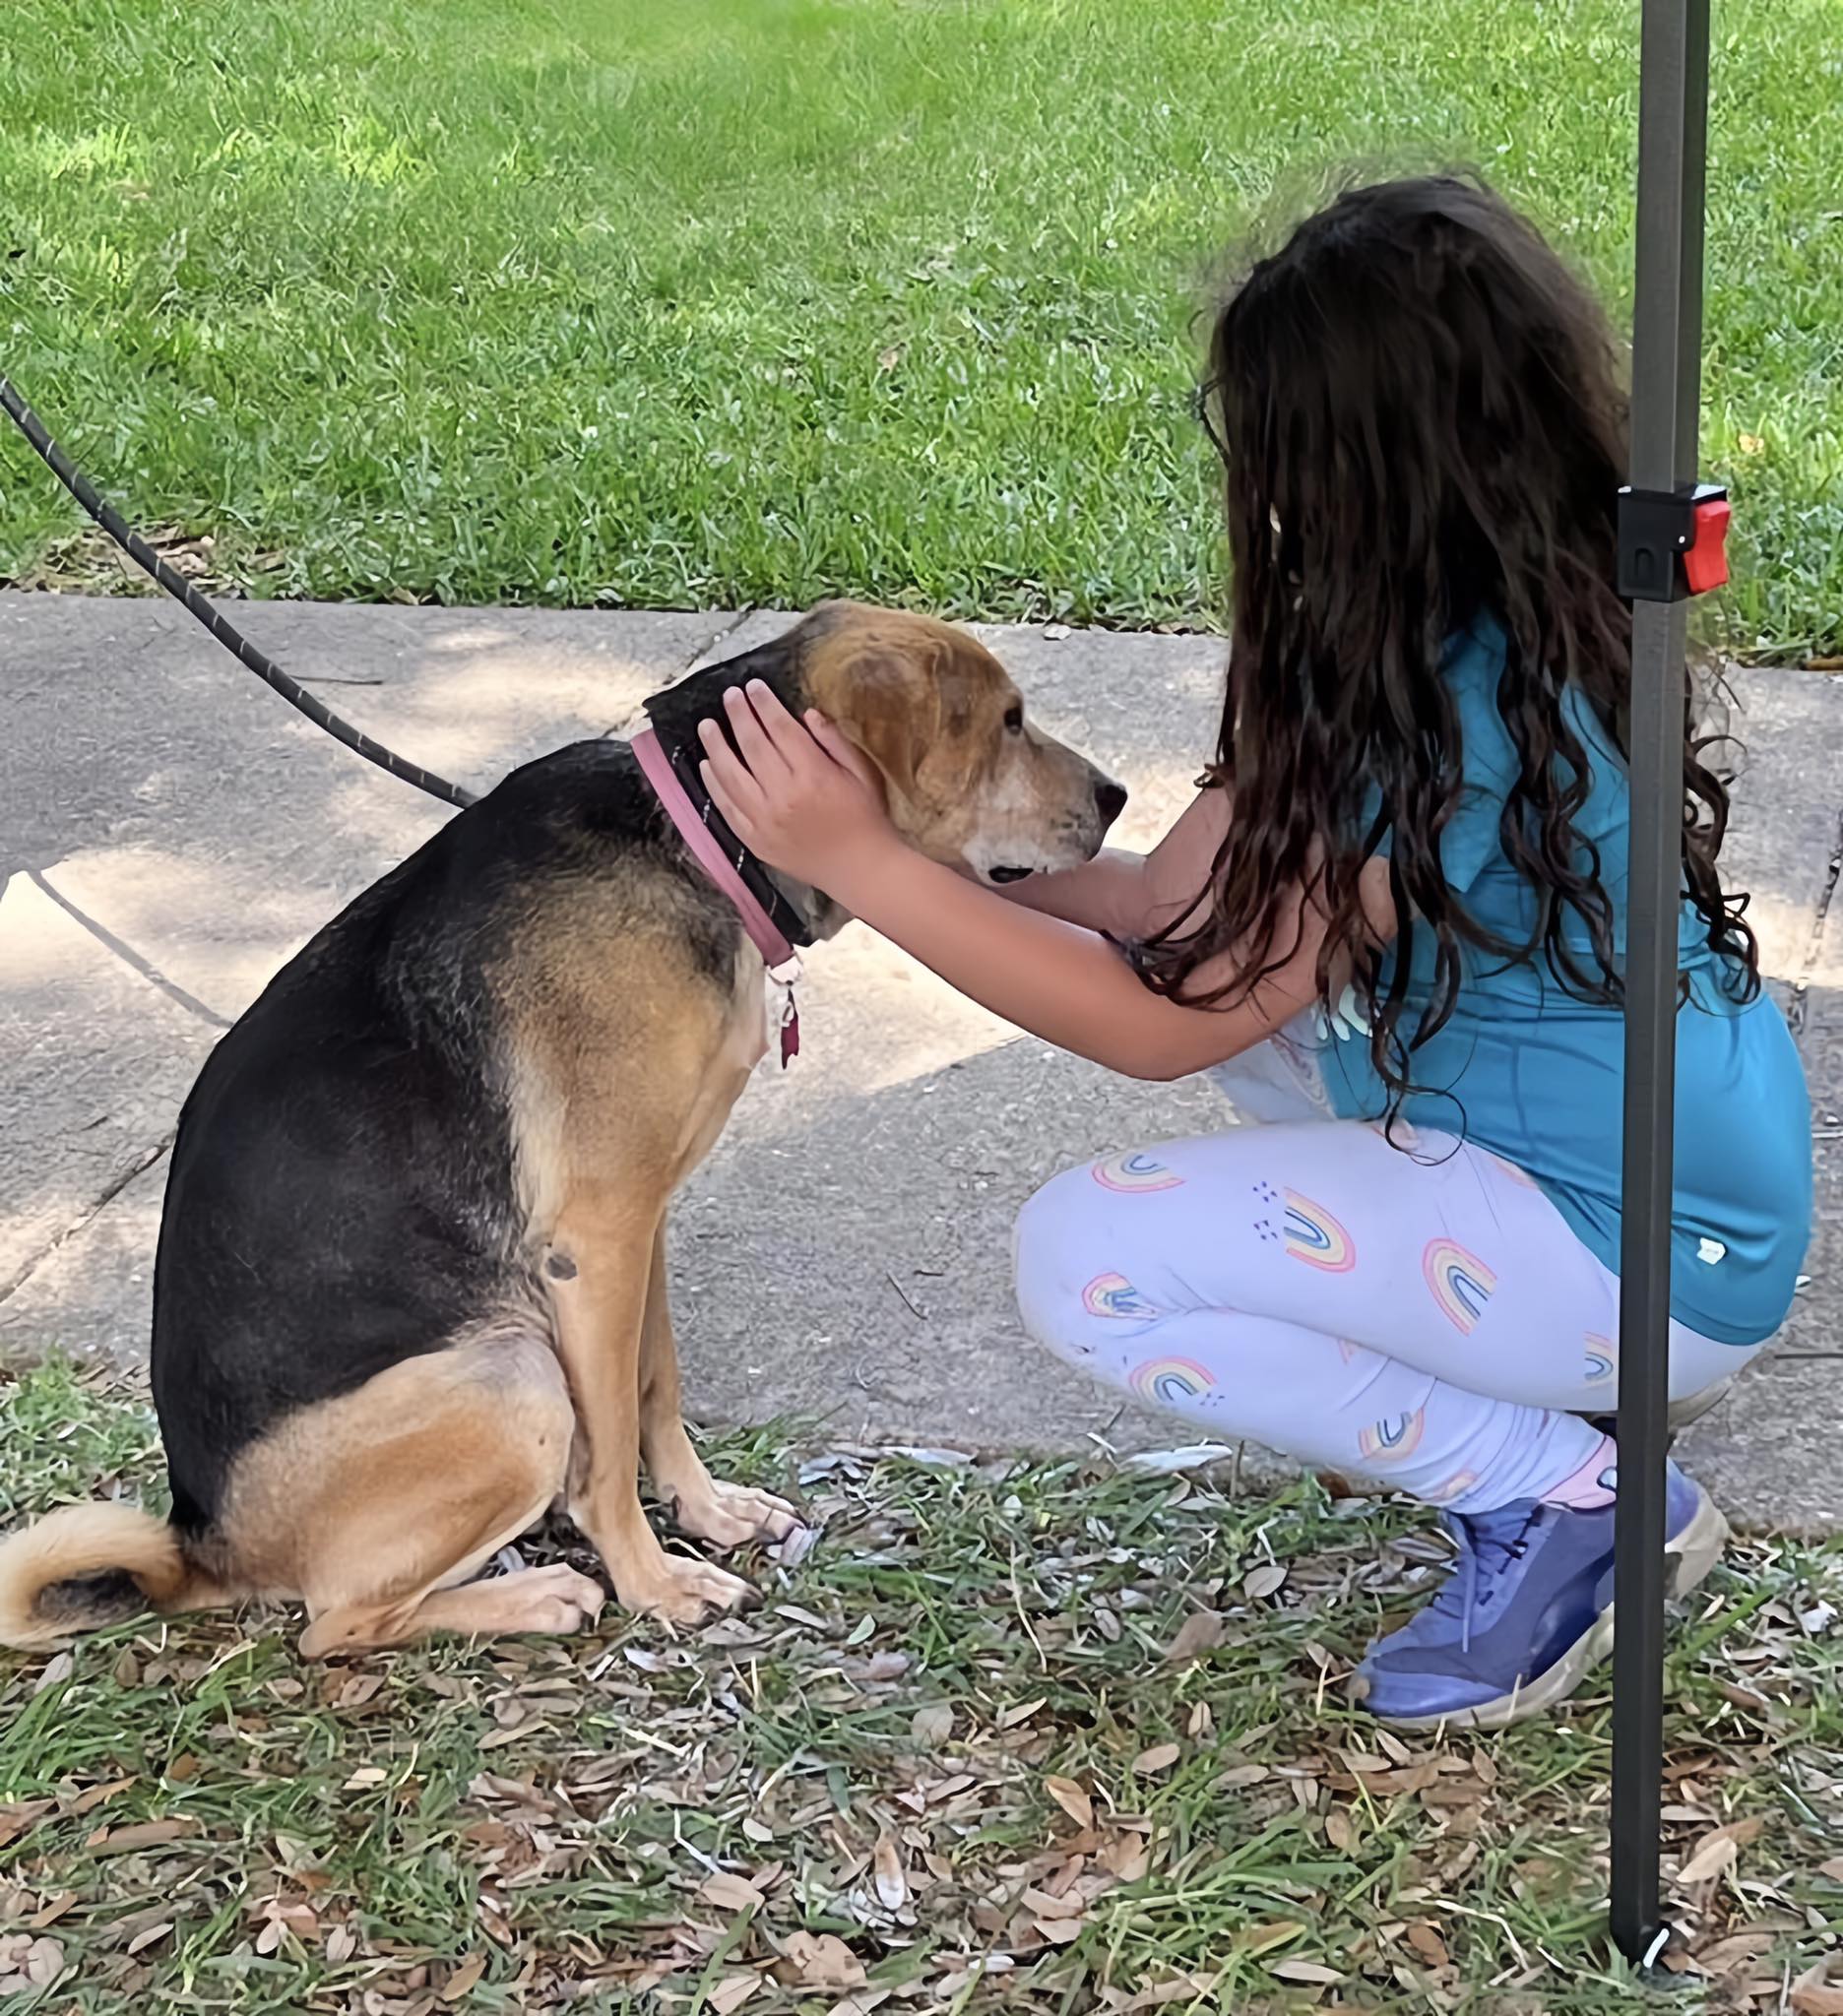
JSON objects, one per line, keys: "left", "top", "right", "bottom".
{"left": 0, "top": 602, "right": 1122, "bottom": 1659}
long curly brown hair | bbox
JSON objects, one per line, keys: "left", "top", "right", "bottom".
{"left": 1136, "top": 174, "right": 1756, "bottom": 1103}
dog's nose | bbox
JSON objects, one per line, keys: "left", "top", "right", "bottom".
{"left": 1095, "top": 779, "right": 1128, "bottom": 826}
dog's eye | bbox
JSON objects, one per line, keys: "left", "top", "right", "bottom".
{"left": 1003, "top": 704, "right": 1024, "bottom": 733}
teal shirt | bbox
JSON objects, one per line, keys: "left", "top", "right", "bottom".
{"left": 1310, "top": 617, "right": 1811, "bottom": 1346}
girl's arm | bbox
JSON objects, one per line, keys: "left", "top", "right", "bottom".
{"left": 697, "top": 685, "right": 1394, "bottom": 1083}
{"left": 985, "top": 787, "right": 1231, "bottom": 938}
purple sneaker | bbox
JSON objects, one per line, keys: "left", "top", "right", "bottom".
{"left": 1352, "top": 1460, "right": 1729, "bottom": 1731}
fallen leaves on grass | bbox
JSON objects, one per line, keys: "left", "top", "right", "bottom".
{"left": 3, "top": 1370, "right": 1842, "bottom": 2014}
{"left": 1163, "top": 1610, "right": 1224, "bottom": 1662}
{"left": 0, "top": 1934, "right": 66, "bottom": 1995}
{"left": 1675, "top": 1814, "right": 1766, "bottom": 1887}
{"left": 8, "top": 526, "right": 285, "bottom": 599}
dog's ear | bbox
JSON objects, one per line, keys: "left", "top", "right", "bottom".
{"left": 804, "top": 628, "right": 948, "bottom": 806}
{"left": 834, "top": 649, "right": 946, "bottom": 804}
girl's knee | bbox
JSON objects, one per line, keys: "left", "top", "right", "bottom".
{"left": 1014, "top": 1156, "right": 1183, "bottom": 1377}
{"left": 1012, "top": 1163, "right": 1101, "bottom": 1356}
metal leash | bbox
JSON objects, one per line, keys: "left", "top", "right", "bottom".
{"left": 1, "top": 374, "right": 477, "bottom": 810}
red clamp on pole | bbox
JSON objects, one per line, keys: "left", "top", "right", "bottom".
{"left": 1617, "top": 480, "right": 1729, "bottom": 601}
{"left": 1683, "top": 492, "right": 1731, "bottom": 594}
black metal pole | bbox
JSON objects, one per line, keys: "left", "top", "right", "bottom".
{"left": 1610, "top": 0, "right": 1711, "bottom": 1967}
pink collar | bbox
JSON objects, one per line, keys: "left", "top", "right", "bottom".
{"left": 632, "top": 725, "right": 802, "bottom": 1064}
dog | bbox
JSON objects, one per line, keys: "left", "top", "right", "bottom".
{"left": 0, "top": 602, "right": 1123, "bottom": 1658}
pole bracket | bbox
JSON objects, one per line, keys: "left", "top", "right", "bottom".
{"left": 1617, "top": 481, "right": 1731, "bottom": 601}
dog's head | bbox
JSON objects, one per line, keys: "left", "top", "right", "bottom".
{"left": 789, "top": 601, "right": 1125, "bottom": 884}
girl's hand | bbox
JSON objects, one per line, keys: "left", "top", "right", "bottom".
{"left": 697, "top": 681, "right": 899, "bottom": 891}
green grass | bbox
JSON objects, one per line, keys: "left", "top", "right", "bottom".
{"left": 3, "top": 1360, "right": 1842, "bottom": 2012}
{"left": 0, "top": 0, "right": 1839, "bottom": 656}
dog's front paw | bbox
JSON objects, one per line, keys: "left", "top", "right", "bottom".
{"left": 670, "top": 1480, "right": 801, "bottom": 1552}
{"left": 619, "top": 1552, "right": 759, "bottom": 1627}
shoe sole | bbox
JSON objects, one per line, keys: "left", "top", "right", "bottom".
{"left": 1366, "top": 1484, "right": 1731, "bottom": 1733}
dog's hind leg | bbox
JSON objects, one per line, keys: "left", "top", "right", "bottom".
{"left": 222, "top": 1331, "right": 603, "bottom": 1660}
{"left": 548, "top": 1192, "right": 757, "bottom": 1625}
{"left": 637, "top": 1218, "right": 799, "bottom": 1551}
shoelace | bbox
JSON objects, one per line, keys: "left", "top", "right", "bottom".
{"left": 1427, "top": 1505, "right": 1542, "bottom": 1653}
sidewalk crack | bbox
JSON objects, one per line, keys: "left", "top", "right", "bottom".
{"left": 0, "top": 1130, "right": 175, "bottom": 1312}
{"left": 1787, "top": 803, "right": 1843, "bottom": 1040}
{"left": 29, "top": 869, "right": 232, "bottom": 1031}
{"left": 603, "top": 606, "right": 759, "bottom": 739}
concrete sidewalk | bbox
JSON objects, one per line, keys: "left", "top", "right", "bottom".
{"left": 3, "top": 591, "right": 1839, "bottom": 1529}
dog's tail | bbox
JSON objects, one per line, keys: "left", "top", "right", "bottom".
{"left": 0, "top": 1503, "right": 221, "bottom": 1649}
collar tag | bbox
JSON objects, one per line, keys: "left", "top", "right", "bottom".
{"left": 778, "top": 983, "right": 800, "bottom": 1068}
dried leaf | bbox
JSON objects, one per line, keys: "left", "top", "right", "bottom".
{"left": 912, "top": 1704, "right": 954, "bottom": 1745}
{"left": 1675, "top": 1834, "right": 1737, "bottom": 1886}
{"left": 440, "top": 1953, "right": 486, "bottom": 2001}
{"left": 1132, "top": 1743, "right": 1180, "bottom": 1776}
{"left": 1792, "top": 1967, "right": 1843, "bottom": 2016}
{"left": 1045, "top": 1777, "right": 1094, "bottom": 1832}
{"left": 1101, "top": 1833, "right": 1151, "bottom": 1882}
{"left": 1405, "top": 1922, "right": 1449, "bottom": 1966}
{"left": 781, "top": 1932, "right": 866, "bottom": 1988}
{"left": 1164, "top": 1611, "right": 1225, "bottom": 1663}
{"left": 71, "top": 1776, "right": 139, "bottom": 1815}
{"left": 709, "top": 1974, "right": 761, "bottom": 2014}
{"left": 1676, "top": 1816, "right": 1764, "bottom": 1886}
{"left": 0, "top": 1802, "right": 53, "bottom": 1852}
{"left": 872, "top": 1833, "right": 908, "bottom": 1910}
{"left": 773, "top": 1522, "right": 818, "bottom": 1567}
{"left": 1242, "top": 1562, "right": 1288, "bottom": 1603}
{"left": 1269, "top": 1958, "right": 1344, "bottom": 1984}
{"left": 998, "top": 1697, "right": 1048, "bottom": 1729}
{"left": 1692, "top": 1930, "right": 1778, "bottom": 1979}
{"left": 90, "top": 1817, "right": 198, "bottom": 1855}
{"left": 1324, "top": 1807, "right": 1358, "bottom": 1854}
{"left": 125, "top": 1922, "right": 173, "bottom": 1957}
{"left": 326, "top": 1923, "right": 359, "bottom": 1964}
{"left": 32, "top": 1652, "right": 75, "bottom": 1696}
{"left": 698, "top": 1872, "right": 765, "bottom": 1915}
{"left": 1021, "top": 1886, "right": 1084, "bottom": 1921}
{"left": 826, "top": 1990, "right": 893, "bottom": 2016}
{"left": 0, "top": 1933, "right": 67, "bottom": 1992}
{"left": 1818, "top": 1857, "right": 1843, "bottom": 1883}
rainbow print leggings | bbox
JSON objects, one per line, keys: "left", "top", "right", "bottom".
{"left": 1013, "top": 1043, "right": 1755, "bottom": 1515}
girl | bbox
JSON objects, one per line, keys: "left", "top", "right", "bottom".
{"left": 697, "top": 176, "right": 1811, "bottom": 1730}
